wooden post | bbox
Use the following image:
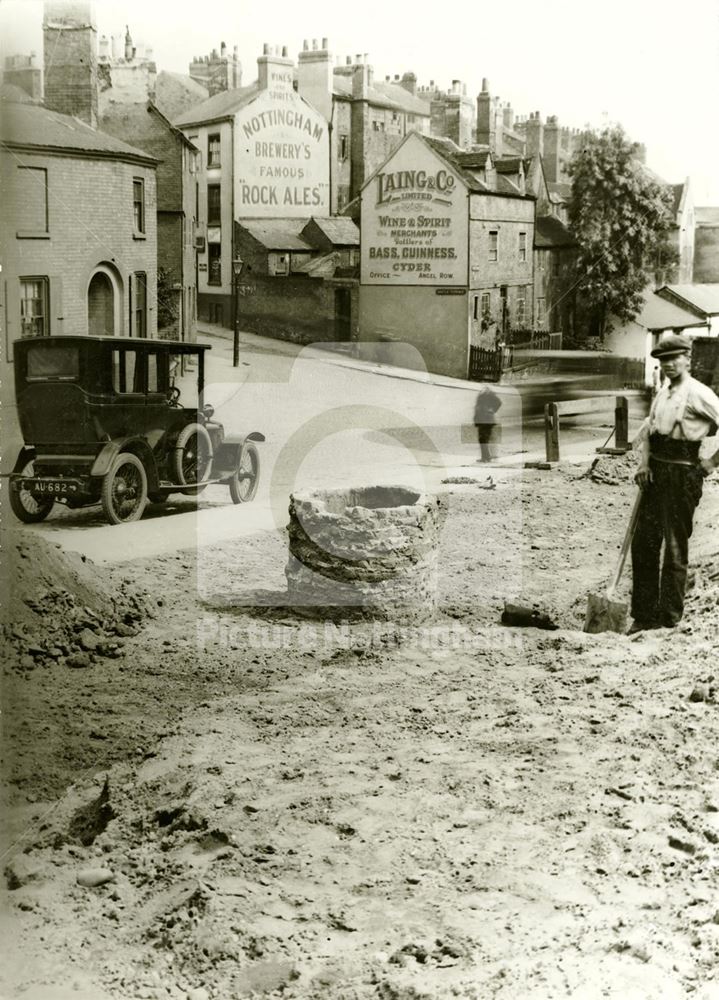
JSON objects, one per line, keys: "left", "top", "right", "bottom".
{"left": 544, "top": 402, "right": 560, "bottom": 463}
{"left": 615, "top": 395, "right": 629, "bottom": 450}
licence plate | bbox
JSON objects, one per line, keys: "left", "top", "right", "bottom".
{"left": 16, "top": 478, "right": 80, "bottom": 495}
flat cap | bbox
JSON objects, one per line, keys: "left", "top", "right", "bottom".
{"left": 651, "top": 333, "right": 692, "bottom": 358}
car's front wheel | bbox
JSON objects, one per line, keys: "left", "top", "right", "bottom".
{"left": 9, "top": 460, "right": 54, "bottom": 523}
{"left": 229, "top": 442, "right": 260, "bottom": 503}
{"left": 101, "top": 453, "right": 148, "bottom": 525}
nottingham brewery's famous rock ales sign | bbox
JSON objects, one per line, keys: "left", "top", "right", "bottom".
{"left": 235, "top": 90, "right": 330, "bottom": 218}
{"left": 361, "top": 133, "right": 468, "bottom": 286}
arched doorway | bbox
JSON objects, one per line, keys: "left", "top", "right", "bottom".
{"left": 87, "top": 266, "right": 122, "bottom": 335}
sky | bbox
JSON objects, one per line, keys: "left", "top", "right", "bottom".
{"left": 2, "top": 0, "right": 719, "bottom": 202}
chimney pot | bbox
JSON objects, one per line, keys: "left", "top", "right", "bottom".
{"left": 221, "top": 41, "right": 226, "bottom": 56}
{"left": 312, "top": 38, "right": 318, "bottom": 50}
{"left": 263, "top": 43, "right": 269, "bottom": 55}
{"left": 481, "top": 77, "right": 489, "bottom": 92}
{"left": 394, "top": 74, "right": 399, "bottom": 80}
{"left": 303, "top": 39, "right": 309, "bottom": 50}
{"left": 322, "top": 37, "right": 328, "bottom": 49}
{"left": 282, "top": 45, "right": 288, "bottom": 57}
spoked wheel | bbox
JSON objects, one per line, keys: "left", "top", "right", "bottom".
{"left": 9, "top": 460, "right": 54, "bottom": 523}
{"left": 172, "top": 423, "right": 213, "bottom": 495}
{"left": 229, "top": 441, "right": 260, "bottom": 503}
{"left": 101, "top": 453, "right": 148, "bottom": 525}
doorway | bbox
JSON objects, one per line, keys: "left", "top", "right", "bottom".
{"left": 334, "top": 288, "right": 352, "bottom": 342}
{"left": 88, "top": 271, "right": 115, "bottom": 336}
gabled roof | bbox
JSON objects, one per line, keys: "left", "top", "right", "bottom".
{"left": 547, "top": 181, "right": 572, "bottom": 201}
{"left": 306, "top": 217, "right": 360, "bottom": 246}
{"left": 424, "top": 135, "right": 533, "bottom": 199}
{"left": 535, "top": 215, "right": 577, "bottom": 249}
{"left": 0, "top": 100, "right": 157, "bottom": 164}
{"left": 657, "top": 284, "right": 719, "bottom": 317}
{"left": 0, "top": 82, "right": 38, "bottom": 104}
{"left": 670, "top": 182, "right": 685, "bottom": 218}
{"left": 173, "top": 84, "right": 258, "bottom": 126}
{"left": 696, "top": 207, "right": 719, "bottom": 226}
{"left": 495, "top": 156, "right": 525, "bottom": 174}
{"left": 239, "top": 218, "right": 313, "bottom": 251}
{"left": 636, "top": 291, "right": 706, "bottom": 332}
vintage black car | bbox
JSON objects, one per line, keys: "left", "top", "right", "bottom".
{"left": 9, "top": 336, "right": 264, "bottom": 525}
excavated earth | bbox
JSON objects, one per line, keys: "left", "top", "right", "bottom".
{"left": 2, "top": 459, "right": 719, "bottom": 1000}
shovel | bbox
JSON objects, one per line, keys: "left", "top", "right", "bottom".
{"left": 583, "top": 489, "right": 643, "bottom": 634}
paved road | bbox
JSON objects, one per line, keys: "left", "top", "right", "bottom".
{"left": 12, "top": 331, "right": 646, "bottom": 564}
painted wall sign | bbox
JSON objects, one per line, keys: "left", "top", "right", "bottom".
{"left": 361, "top": 133, "right": 468, "bottom": 286}
{"left": 235, "top": 90, "right": 330, "bottom": 218}
{"left": 436, "top": 288, "right": 467, "bottom": 295}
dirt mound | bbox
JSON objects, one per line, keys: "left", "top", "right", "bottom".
{"left": 1, "top": 529, "right": 158, "bottom": 673}
{"left": 587, "top": 451, "right": 639, "bottom": 485}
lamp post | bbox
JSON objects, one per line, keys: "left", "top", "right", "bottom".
{"left": 232, "top": 255, "right": 244, "bottom": 368}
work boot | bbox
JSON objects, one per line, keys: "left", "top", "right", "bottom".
{"left": 627, "top": 619, "right": 660, "bottom": 635}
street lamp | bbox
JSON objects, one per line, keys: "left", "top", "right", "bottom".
{"left": 232, "top": 255, "right": 244, "bottom": 368}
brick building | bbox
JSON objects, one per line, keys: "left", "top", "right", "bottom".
{"left": 40, "top": 10, "right": 202, "bottom": 343}
{"left": 2, "top": 53, "right": 42, "bottom": 101}
{"left": 174, "top": 44, "right": 331, "bottom": 326}
{"left": 189, "top": 43, "right": 242, "bottom": 96}
{"left": 0, "top": 97, "right": 158, "bottom": 444}
{"left": 296, "top": 42, "right": 430, "bottom": 213}
{"left": 359, "top": 132, "right": 535, "bottom": 379}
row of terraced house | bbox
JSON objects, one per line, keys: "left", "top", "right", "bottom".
{"left": 2, "top": 1, "right": 719, "bottom": 394}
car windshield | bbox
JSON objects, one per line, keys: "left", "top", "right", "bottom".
{"left": 26, "top": 343, "right": 79, "bottom": 381}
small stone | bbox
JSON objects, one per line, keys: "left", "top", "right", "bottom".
{"left": 19, "top": 655, "right": 36, "bottom": 671}
{"left": 5, "top": 855, "right": 44, "bottom": 890}
{"left": 76, "top": 867, "right": 115, "bottom": 888}
{"left": 66, "top": 652, "right": 92, "bottom": 669}
{"left": 186, "top": 988, "right": 209, "bottom": 1000}
{"left": 79, "top": 629, "right": 100, "bottom": 652}
{"left": 689, "top": 685, "right": 709, "bottom": 703}
{"left": 47, "top": 647, "right": 63, "bottom": 659}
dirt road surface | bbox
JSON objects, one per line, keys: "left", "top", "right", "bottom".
{"left": 2, "top": 459, "right": 719, "bottom": 1000}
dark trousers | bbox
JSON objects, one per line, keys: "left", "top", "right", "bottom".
{"left": 631, "top": 460, "right": 704, "bottom": 626}
{"left": 476, "top": 423, "right": 500, "bottom": 461}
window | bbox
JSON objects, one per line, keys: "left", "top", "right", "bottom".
{"left": 133, "top": 272, "right": 147, "bottom": 338}
{"left": 537, "top": 297, "right": 546, "bottom": 326}
{"left": 473, "top": 295, "right": 479, "bottom": 321}
{"left": 112, "top": 350, "right": 140, "bottom": 393}
{"left": 207, "top": 133, "right": 221, "bottom": 168}
{"left": 147, "top": 352, "right": 159, "bottom": 392}
{"left": 20, "top": 277, "right": 49, "bottom": 337}
{"left": 208, "top": 243, "right": 221, "bottom": 285}
{"left": 271, "top": 253, "right": 289, "bottom": 276}
{"left": 372, "top": 119, "right": 385, "bottom": 132}
{"left": 207, "top": 184, "right": 221, "bottom": 226}
{"left": 133, "top": 178, "right": 145, "bottom": 234}
{"left": 519, "top": 231, "right": 527, "bottom": 262}
{"left": 339, "top": 134, "right": 348, "bottom": 161}
{"left": 488, "top": 230, "right": 498, "bottom": 262}
{"left": 481, "top": 292, "right": 491, "bottom": 316}
{"left": 27, "top": 343, "right": 78, "bottom": 379}
{"left": 17, "top": 167, "right": 48, "bottom": 236}
{"left": 516, "top": 287, "right": 528, "bottom": 327}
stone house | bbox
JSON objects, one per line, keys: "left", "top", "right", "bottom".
{"left": 693, "top": 207, "right": 719, "bottom": 283}
{"left": 359, "top": 131, "right": 535, "bottom": 379}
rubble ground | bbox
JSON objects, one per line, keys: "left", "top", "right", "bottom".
{"left": 2, "top": 463, "right": 719, "bottom": 1000}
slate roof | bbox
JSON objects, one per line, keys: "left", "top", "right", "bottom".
{"left": 0, "top": 100, "right": 157, "bottom": 163}
{"left": 424, "top": 136, "right": 532, "bottom": 199}
{"left": 154, "top": 71, "right": 209, "bottom": 120}
{"left": 494, "top": 157, "right": 525, "bottom": 174}
{"left": 173, "top": 84, "right": 258, "bottom": 126}
{"left": 636, "top": 292, "right": 706, "bottom": 331}
{"left": 332, "top": 74, "right": 430, "bottom": 116}
{"left": 534, "top": 215, "right": 577, "bottom": 249}
{"left": 657, "top": 284, "right": 719, "bottom": 317}
{"left": 308, "top": 217, "right": 359, "bottom": 246}
{"left": 239, "top": 219, "right": 313, "bottom": 250}
{"left": 293, "top": 251, "right": 342, "bottom": 277}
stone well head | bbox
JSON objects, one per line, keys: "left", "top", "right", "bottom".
{"left": 285, "top": 485, "right": 443, "bottom": 620}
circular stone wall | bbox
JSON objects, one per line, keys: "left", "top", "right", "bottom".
{"left": 285, "top": 485, "right": 443, "bottom": 621}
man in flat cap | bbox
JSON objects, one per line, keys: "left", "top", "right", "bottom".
{"left": 630, "top": 334, "right": 719, "bottom": 633}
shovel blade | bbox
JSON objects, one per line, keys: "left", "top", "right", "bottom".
{"left": 584, "top": 592, "right": 628, "bottom": 634}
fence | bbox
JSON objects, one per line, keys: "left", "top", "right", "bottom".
{"left": 468, "top": 345, "right": 514, "bottom": 383}
{"left": 507, "top": 330, "right": 563, "bottom": 351}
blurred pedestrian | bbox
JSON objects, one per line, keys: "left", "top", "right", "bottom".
{"left": 474, "top": 385, "right": 502, "bottom": 462}
{"left": 630, "top": 335, "right": 719, "bottom": 633}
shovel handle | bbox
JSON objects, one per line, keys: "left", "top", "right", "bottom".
{"left": 607, "top": 489, "right": 643, "bottom": 598}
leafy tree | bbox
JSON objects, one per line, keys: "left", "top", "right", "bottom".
{"left": 567, "top": 125, "right": 674, "bottom": 339}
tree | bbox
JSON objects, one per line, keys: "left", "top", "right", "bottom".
{"left": 567, "top": 125, "right": 674, "bottom": 339}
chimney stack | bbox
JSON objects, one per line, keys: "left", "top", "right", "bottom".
{"left": 43, "top": 1, "right": 98, "bottom": 126}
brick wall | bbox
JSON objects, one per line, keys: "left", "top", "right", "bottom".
{"left": 43, "top": 15, "right": 98, "bottom": 126}
{"left": 232, "top": 275, "right": 357, "bottom": 345}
